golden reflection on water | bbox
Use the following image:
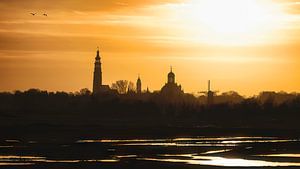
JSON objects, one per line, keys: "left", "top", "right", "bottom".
{"left": 257, "top": 154, "right": 300, "bottom": 158}
{"left": 118, "top": 143, "right": 237, "bottom": 147}
{"left": 76, "top": 137, "right": 297, "bottom": 147}
{"left": 98, "top": 159, "right": 120, "bottom": 163}
{"left": 116, "top": 155, "right": 137, "bottom": 158}
{"left": 77, "top": 137, "right": 279, "bottom": 143}
{"left": 0, "top": 162, "right": 34, "bottom": 166}
{"left": 77, "top": 139, "right": 168, "bottom": 143}
{"left": 173, "top": 137, "right": 276, "bottom": 141}
{"left": 221, "top": 139, "right": 299, "bottom": 144}
{"left": 75, "top": 137, "right": 300, "bottom": 149}
{"left": 0, "top": 155, "right": 120, "bottom": 165}
{"left": 2, "top": 136, "right": 300, "bottom": 167}
{"left": 0, "top": 155, "right": 45, "bottom": 160}
{"left": 141, "top": 155, "right": 300, "bottom": 167}
{"left": 201, "top": 149, "right": 232, "bottom": 154}
{"left": 159, "top": 154, "right": 195, "bottom": 158}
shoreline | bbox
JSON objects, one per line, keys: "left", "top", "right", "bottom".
{"left": 1, "top": 125, "right": 300, "bottom": 142}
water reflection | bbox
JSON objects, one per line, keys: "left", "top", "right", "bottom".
{"left": 159, "top": 154, "right": 195, "bottom": 158}
{"left": 77, "top": 137, "right": 297, "bottom": 147}
{"left": 0, "top": 146, "right": 13, "bottom": 148}
{"left": 174, "top": 136, "right": 276, "bottom": 141}
{"left": 201, "top": 149, "right": 232, "bottom": 154}
{"left": 0, "top": 162, "right": 34, "bottom": 166}
{"left": 257, "top": 154, "right": 300, "bottom": 158}
{"left": 0, "top": 155, "right": 120, "bottom": 165}
{"left": 0, "top": 155, "right": 45, "bottom": 161}
{"left": 77, "top": 137, "right": 279, "bottom": 143}
{"left": 116, "top": 155, "right": 137, "bottom": 158}
{"left": 98, "top": 159, "right": 119, "bottom": 163}
{"left": 77, "top": 139, "right": 168, "bottom": 143}
{"left": 140, "top": 155, "right": 300, "bottom": 167}
{"left": 221, "top": 139, "right": 298, "bottom": 144}
{"left": 5, "top": 140, "right": 20, "bottom": 143}
{"left": 2, "top": 136, "right": 300, "bottom": 167}
{"left": 118, "top": 143, "right": 237, "bottom": 147}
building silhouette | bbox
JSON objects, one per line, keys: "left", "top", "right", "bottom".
{"left": 207, "top": 80, "right": 214, "bottom": 106}
{"left": 91, "top": 48, "right": 186, "bottom": 98}
{"left": 92, "top": 47, "right": 110, "bottom": 93}
{"left": 136, "top": 75, "right": 142, "bottom": 94}
{"left": 161, "top": 67, "right": 184, "bottom": 97}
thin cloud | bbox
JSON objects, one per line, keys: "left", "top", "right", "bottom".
{"left": 0, "top": 0, "right": 182, "bottom": 12}
{"left": 274, "top": 0, "right": 300, "bottom": 14}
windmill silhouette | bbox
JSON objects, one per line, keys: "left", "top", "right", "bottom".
{"left": 199, "top": 80, "right": 218, "bottom": 106}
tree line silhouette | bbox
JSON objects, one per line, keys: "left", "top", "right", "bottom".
{"left": 0, "top": 87, "right": 300, "bottom": 129}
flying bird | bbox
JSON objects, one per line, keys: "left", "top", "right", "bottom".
{"left": 30, "top": 12, "right": 36, "bottom": 16}
{"left": 43, "top": 13, "right": 48, "bottom": 16}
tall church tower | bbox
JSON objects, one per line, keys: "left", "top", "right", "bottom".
{"left": 93, "top": 47, "right": 102, "bottom": 93}
{"left": 207, "top": 80, "right": 214, "bottom": 106}
{"left": 136, "top": 75, "right": 142, "bottom": 94}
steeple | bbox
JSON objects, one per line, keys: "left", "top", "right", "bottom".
{"left": 93, "top": 47, "right": 102, "bottom": 93}
{"left": 136, "top": 74, "right": 142, "bottom": 94}
{"left": 95, "top": 46, "right": 100, "bottom": 60}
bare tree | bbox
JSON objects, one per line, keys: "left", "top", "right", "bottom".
{"left": 127, "top": 81, "right": 136, "bottom": 93}
{"left": 111, "top": 80, "right": 129, "bottom": 94}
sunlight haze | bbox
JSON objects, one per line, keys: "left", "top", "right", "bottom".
{"left": 1, "top": 0, "right": 300, "bottom": 96}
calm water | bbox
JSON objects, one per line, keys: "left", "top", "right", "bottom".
{"left": 1, "top": 136, "right": 300, "bottom": 168}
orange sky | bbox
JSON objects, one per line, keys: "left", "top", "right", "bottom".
{"left": 1, "top": 0, "right": 300, "bottom": 96}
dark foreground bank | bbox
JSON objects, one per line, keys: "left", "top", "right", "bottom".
{"left": 2, "top": 125, "right": 300, "bottom": 142}
{"left": 1, "top": 126, "right": 300, "bottom": 169}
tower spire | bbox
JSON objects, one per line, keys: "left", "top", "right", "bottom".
{"left": 93, "top": 46, "right": 102, "bottom": 93}
{"left": 136, "top": 74, "right": 142, "bottom": 94}
{"left": 95, "top": 46, "right": 100, "bottom": 60}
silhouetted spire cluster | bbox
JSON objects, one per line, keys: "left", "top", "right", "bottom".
{"left": 91, "top": 47, "right": 218, "bottom": 105}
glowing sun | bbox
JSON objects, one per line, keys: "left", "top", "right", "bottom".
{"left": 197, "top": 0, "right": 270, "bottom": 33}
{"left": 171, "top": 0, "right": 283, "bottom": 45}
